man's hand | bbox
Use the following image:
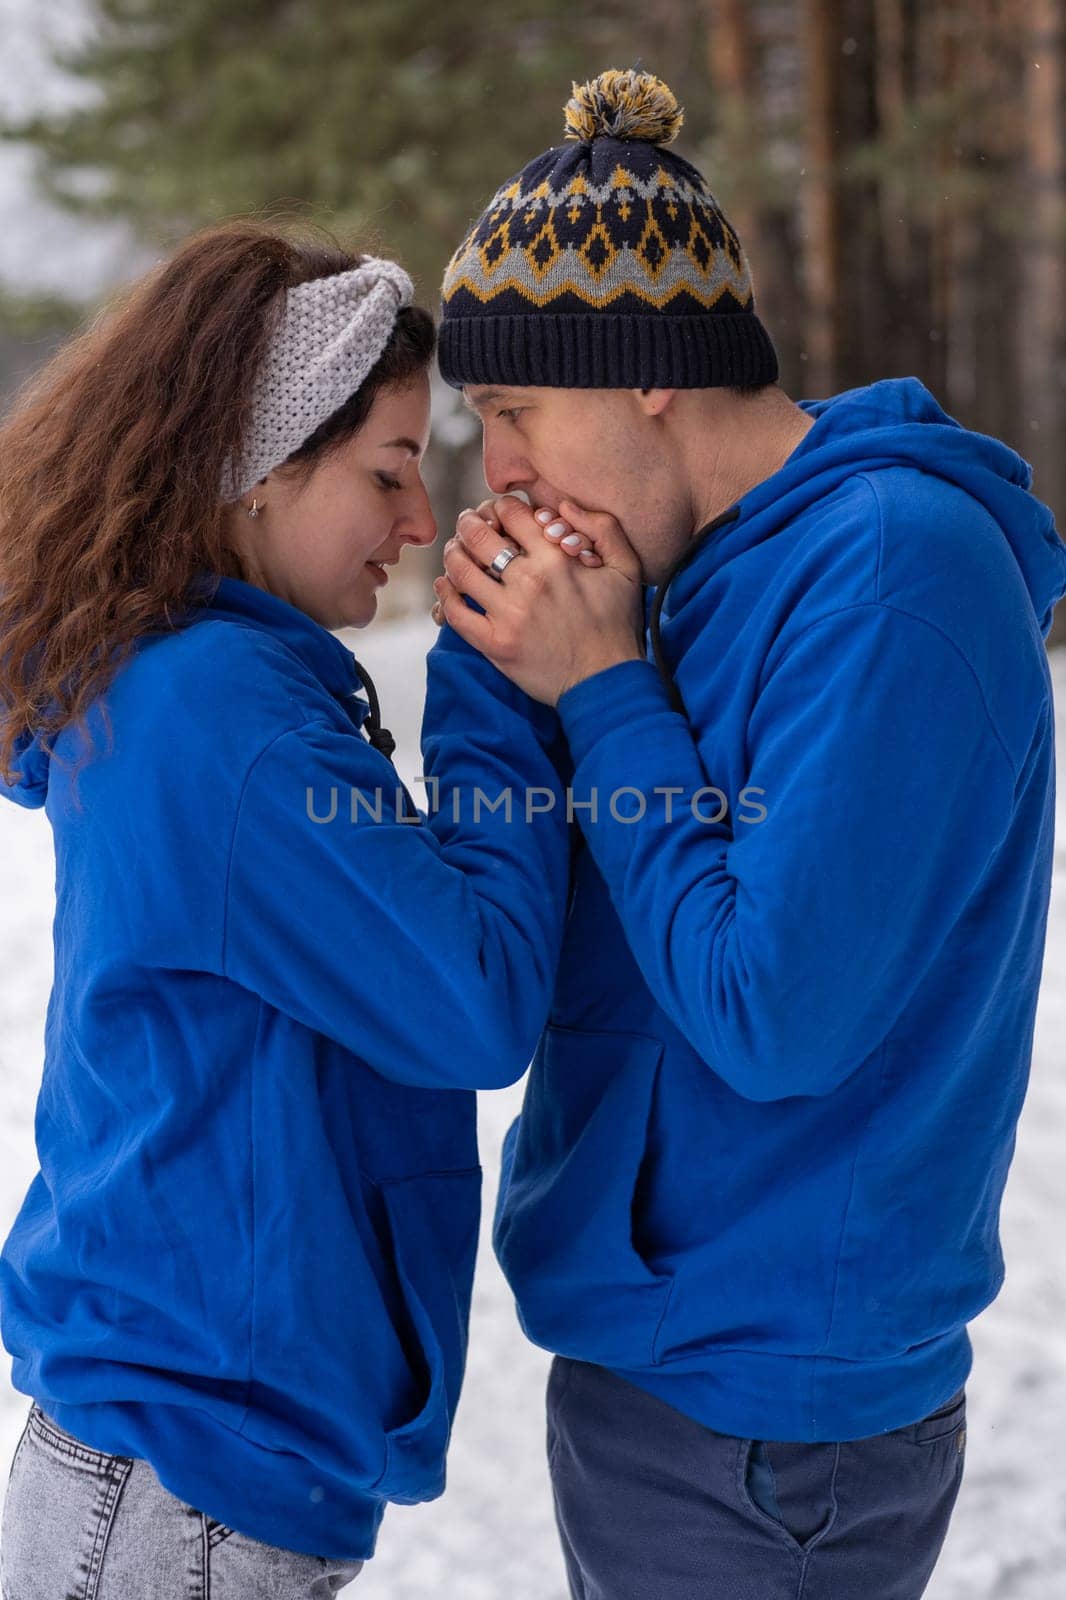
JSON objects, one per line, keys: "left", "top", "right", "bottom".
{"left": 431, "top": 495, "right": 645, "bottom": 706}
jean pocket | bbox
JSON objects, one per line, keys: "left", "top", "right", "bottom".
{"left": 492, "top": 1026, "right": 673, "bottom": 1369}
{"left": 24, "top": 1406, "right": 133, "bottom": 1475}
{"left": 545, "top": 1357, "right": 578, "bottom": 1475}
{"left": 738, "top": 1438, "right": 840, "bottom": 1555}
{"left": 1, "top": 1404, "right": 132, "bottom": 1600}
{"left": 205, "top": 1523, "right": 365, "bottom": 1590}
{"left": 202, "top": 1513, "right": 236, "bottom": 1549}
{"left": 743, "top": 1439, "right": 783, "bottom": 1523}
{"left": 911, "top": 1387, "right": 966, "bottom": 1447}
{"left": 368, "top": 1167, "right": 482, "bottom": 1505}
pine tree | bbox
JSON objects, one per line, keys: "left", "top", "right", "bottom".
{"left": 2, "top": 0, "right": 694, "bottom": 296}
{"left": 1022, "top": 0, "right": 1066, "bottom": 564}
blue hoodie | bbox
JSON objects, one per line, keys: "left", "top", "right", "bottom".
{"left": 0, "top": 575, "right": 570, "bottom": 1559}
{"left": 465, "top": 378, "right": 1066, "bottom": 1442}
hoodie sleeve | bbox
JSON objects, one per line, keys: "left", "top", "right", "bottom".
{"left": 555, "top": 600, "right": 1017, "bottom": 1101}
{"left": 220, "top": 624, "right": 570, "bottom": 1092}
{"left": 0, "top": 727, "right": 50, "bottom": 810}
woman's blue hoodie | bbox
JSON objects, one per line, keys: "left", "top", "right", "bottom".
{"left": 0, "top": 576, "right": 570, "bottom": 1559}
{"left": 462, "top": 378, "right": 1066, "bottom": 1442}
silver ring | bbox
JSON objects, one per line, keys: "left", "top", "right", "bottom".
{"left": 489, "top": 547, "right": 520, "bottom": 580}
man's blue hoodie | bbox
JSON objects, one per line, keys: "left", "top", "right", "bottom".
{"left": 472, "top": 378, "right": 1066, "bottom": 1442}
{"left": 0, "top": 576, "right": 570, "bottom": 1558}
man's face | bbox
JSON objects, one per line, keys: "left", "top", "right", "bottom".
{"left": 462, "top": 384, "right": 690, "bottom": 583}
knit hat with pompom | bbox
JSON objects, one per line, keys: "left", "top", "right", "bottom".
{"left": 438, "top": 68, "right": 777, "bottom": 390}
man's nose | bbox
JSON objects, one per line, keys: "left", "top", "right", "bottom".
{"left": 483, "top": 443, "right": 535, "bottom": 498}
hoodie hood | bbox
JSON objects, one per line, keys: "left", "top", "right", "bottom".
{"left": 666, "top": 378, "right": 1066, "bottom": 639}
{"left": 1, "top": 574, "right": 382, "bottom": 812}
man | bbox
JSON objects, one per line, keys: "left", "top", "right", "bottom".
{"left": 427, "top": 67, "right": 1066, "bottom": 1599}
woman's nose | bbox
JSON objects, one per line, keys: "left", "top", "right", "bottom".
{"left": 399, "top": 499, "right": 438, "bottom": 548}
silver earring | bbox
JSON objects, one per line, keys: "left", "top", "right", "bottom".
{"left": 247, "top": 498, "right": 261, "bottom": 519}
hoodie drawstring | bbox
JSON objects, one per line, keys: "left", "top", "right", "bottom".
{"left": 350, "top": 658, "right": 397, "bottom": 762}
{"left": 346, "top": 658, "right": 422, "bottom": 823}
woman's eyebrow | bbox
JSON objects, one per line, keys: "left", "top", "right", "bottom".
{"left": 379, "top": 437, "right": 422, "bottom": 455}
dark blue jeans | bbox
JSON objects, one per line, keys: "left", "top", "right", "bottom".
{"left": 546, "top": 1357, "right": 967, "bottom": 1600}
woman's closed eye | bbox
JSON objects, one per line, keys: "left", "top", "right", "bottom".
{"left": 375, "top": 472, "right": 403, "bottom": 492}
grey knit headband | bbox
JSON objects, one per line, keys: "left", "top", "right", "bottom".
{"left": 222, "top": 256, "right": 415, "bottom": 501}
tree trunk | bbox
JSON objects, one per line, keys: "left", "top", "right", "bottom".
{"left": 875, "top": 0, "right": 935, "bottom": 380}
{"left": 801, "top": 0, "right": 842, "bottom": 395}
{"left": 1020, "top": 0, "right": 1066, "bottom": 647}
{"left": 973, "top": 0, "right": 1025, "bottom": 446}
{"left": 835, "top": 0, "right": 889, "bottom": 388}
{"left": 705, "top": 0, "right": 760, "bottom": 255}
{"left": 703, "top": 0, "right": 807, "bottom": 387}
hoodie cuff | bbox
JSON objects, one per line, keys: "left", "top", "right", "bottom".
{"left": 557, "top": 659, "right": 675, "bottom": 767}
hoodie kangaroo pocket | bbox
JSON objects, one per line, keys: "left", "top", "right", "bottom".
{"left": 369, "top": 1167, "right": 482, "bottom": 1504}
{"left": 493, "top": 1026, "right": 673, "bottom": 1368}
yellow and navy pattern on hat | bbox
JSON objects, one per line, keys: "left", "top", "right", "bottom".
{"left": 438, "top": 70, "right": 778, "bottom": 391}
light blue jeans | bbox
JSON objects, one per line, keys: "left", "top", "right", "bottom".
{"left": 0, "top": 1402, "right": 364, "bottom": 1598}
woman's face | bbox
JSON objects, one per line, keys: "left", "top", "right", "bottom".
{"left": 230, "top": 374, "right": 437, "bottom": 630}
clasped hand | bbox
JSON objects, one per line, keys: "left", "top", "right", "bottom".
{"left": 432, "top": 494, "right": 645, "bottom": 706}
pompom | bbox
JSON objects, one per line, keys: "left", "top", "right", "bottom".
{"left": 563, "top": 69, "right": 684, "bottom": 147}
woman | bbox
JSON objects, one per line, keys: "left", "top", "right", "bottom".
{"left": 0, "top": 221, "right": 573, "bottom": 1597}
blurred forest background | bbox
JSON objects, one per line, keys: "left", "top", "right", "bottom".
{"left": 1, "top": 0, "right": 1064, "bottom": 643}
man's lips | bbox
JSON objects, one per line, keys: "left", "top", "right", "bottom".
{"left": 365, "top": 556, "right": 399, "bottom": 581}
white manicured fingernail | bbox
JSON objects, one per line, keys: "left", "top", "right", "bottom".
{"left": 579, "top": 548, "right": 596, "bottom": 559}
{"left": 535, "top": 509, "right": 554, "bottom": 524}
{"left": 545, "top": 521, "right": 569, "bottom": 539}
{"left": 561, "top": 533, "right": 582, "bottom": 548}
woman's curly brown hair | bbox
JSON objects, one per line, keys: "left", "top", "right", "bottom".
{"left": 0, "top": 219, "right": 435, "bottom": 791}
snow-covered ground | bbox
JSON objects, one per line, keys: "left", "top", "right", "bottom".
{"left": 0, "top": 617, "right": 1063, "bottom": 1598}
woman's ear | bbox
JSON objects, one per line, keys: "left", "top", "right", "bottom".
{"left": 241, "top": 473, "right": 274, "bottom": 518}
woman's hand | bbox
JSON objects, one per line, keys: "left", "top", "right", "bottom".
{"left": 431, "top": 494, "right": 644, "bottom": 706}
{"left": 430, "top": 498, "right": 605, "bottom": 625}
